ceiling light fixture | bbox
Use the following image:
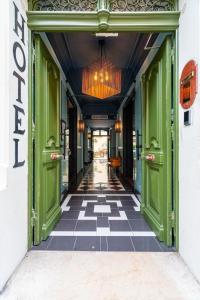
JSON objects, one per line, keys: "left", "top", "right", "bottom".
{"left": 82, "top": 40, "right": 121, "bottom": 100}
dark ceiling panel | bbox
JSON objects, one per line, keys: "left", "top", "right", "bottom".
{"left": 47, "top": 32, "right": 157, "bottom": 116}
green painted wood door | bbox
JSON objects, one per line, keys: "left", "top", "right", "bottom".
{"left": 34, "top": 35, "right": 61, "bottom": 245}
{"left": 141, "top": 36, "right": 173, "bottom": 246}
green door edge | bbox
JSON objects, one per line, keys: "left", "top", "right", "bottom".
{"left": 28, "top": 30, "right": 33, "bottom": 248}
{"left": 174, "top": 31, "right": 179, "bottom": 250}
{"left": 27, "top": 11, "right": 180, "bottom": 250}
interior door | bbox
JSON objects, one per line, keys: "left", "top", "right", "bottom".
{"left": 34, "top": 35, "right": 61, "bottom": 245}
{"left": 141, "top": 36, "right": 173, "bottom": 246}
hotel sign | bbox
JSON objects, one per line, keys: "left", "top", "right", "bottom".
{"left": 13, "top": 2, "right": 26, "bottom": 168}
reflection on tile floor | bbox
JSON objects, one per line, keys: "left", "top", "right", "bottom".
{"left": 32, "top": 194, "right": 175, "bottom": 252}
{"left": 77, "top": 159, "right": 125, "bottom": 192}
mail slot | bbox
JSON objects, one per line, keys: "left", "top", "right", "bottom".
{"left": 180, "top": 60, "right": 197, "bottom": 109}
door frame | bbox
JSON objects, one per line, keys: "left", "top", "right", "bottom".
{"left": 28, "top": 7, "right": 180, "bottom": 249}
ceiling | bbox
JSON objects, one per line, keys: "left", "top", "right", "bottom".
{"left": 47, "top": 32, "right": 157, "bottom": 117}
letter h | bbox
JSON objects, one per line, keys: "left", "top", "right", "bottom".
{"left": 13, "top": 2, "right": 25, "bottom": 45}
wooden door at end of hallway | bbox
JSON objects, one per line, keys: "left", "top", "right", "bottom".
{"left": 33, "top": 35, "right": 61, "bottom": 245}
{"left": 142, "top": 36, "right": 174, "bottom": 246}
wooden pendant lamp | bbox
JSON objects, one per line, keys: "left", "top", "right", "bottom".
{"left": 82, "top": 40, "right": 121, "bottom": 99}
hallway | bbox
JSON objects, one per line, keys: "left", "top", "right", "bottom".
{"left": 29, "top": 31, "right": 178, "bottom": 254}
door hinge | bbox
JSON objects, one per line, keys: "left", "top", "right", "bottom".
{"left": 170, "top": 211, "right": 175, "bottom": 228}
{"left": 31, "top": 209, "right": 37, "bottom": 227}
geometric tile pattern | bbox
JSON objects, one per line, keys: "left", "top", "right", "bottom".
{"left": 32, "top": 194, "right": 175, "bottom": 252}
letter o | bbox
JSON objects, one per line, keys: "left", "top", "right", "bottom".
{"left": 13, "top": 41, "right": 26, "bottom": 72}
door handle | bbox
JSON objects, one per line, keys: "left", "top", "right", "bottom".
{"left": 51, "top": 153, "right": 63, "bottom": 160}
{"left": 145, "top": 154, "right": 155, "bottom": 161}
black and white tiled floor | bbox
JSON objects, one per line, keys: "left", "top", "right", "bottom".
{"left": 33, "top": 194, "right": 174, "bottom": 252}
{"left": 77, "top": 159, "right": 125, "bottom": 192}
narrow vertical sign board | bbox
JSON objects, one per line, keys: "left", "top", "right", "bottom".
{"left": 12, "top": 1, "right": 26, "bottom": 168}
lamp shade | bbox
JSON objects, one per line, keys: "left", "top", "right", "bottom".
{"left": 82, "top": 61, "right": 121, "bottom": 99}
{"left": 78, "top": 120, "right": 85, "bottom": 132}
{"left": 115, "top": 119, "right": 122, "bottom": 133}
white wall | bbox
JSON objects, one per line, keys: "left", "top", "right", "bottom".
{"left": 179, "top": 0, "right": 200, "bottom": 282}
{"left": 0, "top": 0, "right": 28, "bottom": 291}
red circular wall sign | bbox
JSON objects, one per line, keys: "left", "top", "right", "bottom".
{"left": 180, "top": 60, "right": 198, "bottom": 109}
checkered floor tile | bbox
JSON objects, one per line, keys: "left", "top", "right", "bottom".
{"left": 77, "top": 160, "right": 125, "bottom": 192}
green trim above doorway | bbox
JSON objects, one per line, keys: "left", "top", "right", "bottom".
{"left": 27, "top": 11, "right": 180, "bottom": 32}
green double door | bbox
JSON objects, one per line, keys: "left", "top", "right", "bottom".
{"left": 33, "top": 35, "right": 61, "bottom": 245}
{"left": 141, "top": 36, "right": 174, "bottom": 246}
{"left": 31, "top": 35, "right": 174, "bottom": 247}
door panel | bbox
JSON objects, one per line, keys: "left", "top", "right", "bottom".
{"left": 34, "top": 35, "right": 61, "bottom": 245}
{"left": 141, "top": 36, "right": 173, "bottom": 246}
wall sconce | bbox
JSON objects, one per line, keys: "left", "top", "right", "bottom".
{"left": 78, "top": 120, "right": 85, "bottom": 133}
{"left": 115, "top": 120, "right": 122, "bottom": 133}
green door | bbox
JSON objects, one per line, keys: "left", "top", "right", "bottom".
{"left": 141, "top": 36, "right": 173, "bottom": 246}
{"left": 33, "top": 35, "right": 61, "bottom": 245}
